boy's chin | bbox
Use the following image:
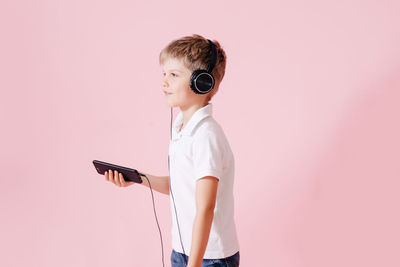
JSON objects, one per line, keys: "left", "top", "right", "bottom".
{"left": 165, "top": 98, "right": 183, "bottom": 108}
{"left": 165, "top": 101, "right": 178, "bottom": 108}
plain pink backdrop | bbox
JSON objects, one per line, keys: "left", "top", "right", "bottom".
{"left": 1, "top": 0, "right": 399, "bottom": 266}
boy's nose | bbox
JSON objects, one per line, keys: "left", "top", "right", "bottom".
{"left": 162, "top": 79, "right": 168, "bottom": 88}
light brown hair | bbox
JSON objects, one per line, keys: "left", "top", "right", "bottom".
{"left": 159, "top": 34, "right": 227, "bottom": 102}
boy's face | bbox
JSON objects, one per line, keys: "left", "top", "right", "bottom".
{"left": 161, "top": 57, "right": 206, "bottom": 109}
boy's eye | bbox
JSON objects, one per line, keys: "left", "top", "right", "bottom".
{"left": 161, "top": 72, "right": 177, "bottom": 77}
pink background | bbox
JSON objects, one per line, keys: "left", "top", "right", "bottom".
{"left": 1, "top": 0, "right": 399, "bottom": 266}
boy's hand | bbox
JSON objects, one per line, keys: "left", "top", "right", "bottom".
{"left": 105, "top": 170, "right": 135, "bottom": 187}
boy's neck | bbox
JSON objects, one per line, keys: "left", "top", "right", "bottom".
{"left": 178, "top": 102, "right": 209, "bottom": 132}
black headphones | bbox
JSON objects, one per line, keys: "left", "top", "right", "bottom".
{"left": 189, "top": 39, "right": 218, "bottom": 94}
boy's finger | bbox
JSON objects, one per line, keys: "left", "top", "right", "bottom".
{"left": 106, "top": 170, "right": 111, "bottom": 181}
{"left": 119, "top": 173, "right": 125, "bottom": 186}
{"left": 114, "top": 170, "right": 121, "bottom": 186}
{"left": 110, "top": 171, "right": 116, "bottom": 184}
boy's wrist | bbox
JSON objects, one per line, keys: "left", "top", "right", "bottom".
{"left": 139, "top": 172, "right": 149, "bottom": 186}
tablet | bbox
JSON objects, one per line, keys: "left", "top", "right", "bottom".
{"left": 93, "top": 160, "right": 143, "bottom": 184}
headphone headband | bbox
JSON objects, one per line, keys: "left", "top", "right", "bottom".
{"left": 207, "top": 39, "right": 217, "bottom": 73}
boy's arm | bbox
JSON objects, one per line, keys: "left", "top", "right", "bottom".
{"left": 138, "top": 172, "right": 170, "bottom": 195}
{"left": 187, "top": 176, "right": 219, "bottom": 267}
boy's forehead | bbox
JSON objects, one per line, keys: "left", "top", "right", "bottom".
{"left": 161, "top": 57, "right": 189, "bottom": 72}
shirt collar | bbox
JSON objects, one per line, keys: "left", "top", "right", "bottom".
{"left": 173, "top": 103, "right": 213, "bottom": 139}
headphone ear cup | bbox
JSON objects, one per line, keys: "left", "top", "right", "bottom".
{"left": 190, "top": 70, "right": 201, "bottom": 94}
{"left": 190, "top": 69, "right": 215, "bottom": 94}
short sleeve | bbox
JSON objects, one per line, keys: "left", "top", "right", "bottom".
{"left": 192, "top": 129, "right": 224, "bottom": 181}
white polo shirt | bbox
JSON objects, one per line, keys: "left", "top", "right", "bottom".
{"left": 169, "top": 103, "right": 240, "bottom": 259}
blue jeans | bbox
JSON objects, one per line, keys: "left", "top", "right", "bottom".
{"left": 171, "top": 249, "right": 240, "bottom": 267}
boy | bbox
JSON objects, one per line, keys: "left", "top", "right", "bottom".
{"left": 105, "top": 34, "right": 240, "bottom": 267}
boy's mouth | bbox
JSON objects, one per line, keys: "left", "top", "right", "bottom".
{"left": 163, "top": 90, "right": 173, "bottom": 95}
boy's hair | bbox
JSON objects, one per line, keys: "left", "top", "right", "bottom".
{"left": 159, "top": 34, "right": 227, "bottom": 102}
